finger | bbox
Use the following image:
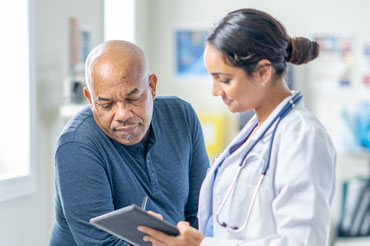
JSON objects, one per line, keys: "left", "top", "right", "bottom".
{"left": 147, "top": 210, "right": 164, "bottom": 220}
{"left": 138, "top": 226, "right": 172, "bottom": 241}
{"left": 177, "top": 221, "right": 190, "bottom": 232}
{"left": 143, "top": 235, "right": 166, "bottom": 246}
{"left": 176, "top": 222, "right": 204, "bottom": 243}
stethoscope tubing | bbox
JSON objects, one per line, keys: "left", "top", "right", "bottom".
{"left": 215, "top": 92, "right": 303, "bottom": 233}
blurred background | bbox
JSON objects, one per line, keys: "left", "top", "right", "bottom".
{"left": 0, "top": 0, "right": 369, "bottom": 245}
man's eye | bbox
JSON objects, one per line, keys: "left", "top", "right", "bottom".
{"left": 100, "top": 104, "right": 112, "bottom": 109}
{"left": 127, "top": 97, "right": 140, "bottom": 103}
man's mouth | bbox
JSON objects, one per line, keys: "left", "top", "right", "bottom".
{"left": 114, "top": 124, "right": 138, "bottom": 134}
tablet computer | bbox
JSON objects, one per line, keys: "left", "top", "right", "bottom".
{"left": 90, "top": 204, "right": 179, "bottom": 246}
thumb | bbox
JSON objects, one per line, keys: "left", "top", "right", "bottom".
{"left": 177, "top": 221, "right": 190, "bottom": 232}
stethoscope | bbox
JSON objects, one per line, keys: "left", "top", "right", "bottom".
{"left": 215, "top": 92, "right": 303, "bottom": 233}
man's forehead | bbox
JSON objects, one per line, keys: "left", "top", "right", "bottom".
{"left": 93, "top": 82, "right": 144, "bottom": 101}
{"left": 85, "top": 41, "right": 150, "bottom": 91}
{"left": 91, "top": 60, "right": 145, "bottom": 87}
{"left": 93, "top": 57, "right": 133, "bottom": 74}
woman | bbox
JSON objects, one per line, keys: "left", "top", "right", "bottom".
{"left": 139, "top": 8, "right": 336, "bottom": 245}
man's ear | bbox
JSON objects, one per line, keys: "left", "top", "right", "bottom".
{"left": 84, "top": 87, "right": 94, "bottom": 109}
{"left": 254, "top": 59, "right": 272, "bottom": 86}
{"left": 148, "top": 74, "right": 158, "bottom": 99}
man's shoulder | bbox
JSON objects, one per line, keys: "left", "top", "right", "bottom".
{"left": 57, "top": 105, "right": 100, "bottom": 147}
{"left": 154, "top": 96, "right": 194, "bottom": 113}
{"left": 154, "top": 96, "right": 190, "bottom": 106}
{"left": 152, "top": 96, "right": 199, "bottom": 130}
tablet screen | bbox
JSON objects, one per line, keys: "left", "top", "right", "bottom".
{"left": 90, "top": 204, "right": 179, "bottom": 246}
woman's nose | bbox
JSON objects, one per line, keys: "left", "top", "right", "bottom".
{"left": 212, "top": 81, "right": 224, "bottom": 97}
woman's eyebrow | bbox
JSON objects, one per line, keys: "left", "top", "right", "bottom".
{"left": 211, "top": 72, "right": 232, "bottom": 76}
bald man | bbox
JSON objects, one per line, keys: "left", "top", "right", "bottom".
{"left": 50, "top": 40, "right": 209, "bottom": 245}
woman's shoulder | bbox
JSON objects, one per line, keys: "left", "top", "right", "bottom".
{"left": 276, "top": 103, "right": 335, "bottom": 152}
{"left": 280, "top": 103, "right": 327, "bottom": 133}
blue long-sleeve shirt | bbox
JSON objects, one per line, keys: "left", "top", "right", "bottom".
{"left": 50, "top": 96, "right": 209, "bottom": 246}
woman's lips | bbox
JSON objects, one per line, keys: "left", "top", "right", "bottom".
{"left": 222, "top": 98, "right": 233, "bottom": 106}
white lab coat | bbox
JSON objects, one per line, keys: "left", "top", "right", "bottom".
{"left": 198, "top": 93, "right": 336, "bottom": 246}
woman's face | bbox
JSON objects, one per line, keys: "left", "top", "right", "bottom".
{"left": 203, "top": 43, "right": 265, "bottom": 113}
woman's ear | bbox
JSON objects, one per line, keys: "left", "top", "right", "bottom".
{"left": 254, "top": 59, "right": 272, "bottom": 86}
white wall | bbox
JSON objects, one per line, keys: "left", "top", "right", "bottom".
{"left": 0, "top": 0, "right": 103, "bottom": 245}
{"left": 135, "top": 0, "right": 150, "bottom": 56}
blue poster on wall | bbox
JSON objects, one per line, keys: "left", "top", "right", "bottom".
{"left": 341, "top": 103, "right": 370, "bottom": 152}
{"left": 175, "top": 30, "right": 208, "bottom": 76}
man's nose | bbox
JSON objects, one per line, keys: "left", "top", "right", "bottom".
{"left": 114, "top": 103, "right": 134, "bottom": 122}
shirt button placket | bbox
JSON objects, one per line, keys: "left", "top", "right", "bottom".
{"left": 146, "top": 154, "right": 159, "bottom": 192}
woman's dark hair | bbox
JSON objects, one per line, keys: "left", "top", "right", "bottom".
{"left": 207, "top": 8, "right": 319, "bottom": 77}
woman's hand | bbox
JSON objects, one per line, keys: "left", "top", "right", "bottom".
{"left": 147, "top": 210, "right": 163, "bottom": 220}
{"left": 138, "top": 221, "right": 204, "bottom": 246}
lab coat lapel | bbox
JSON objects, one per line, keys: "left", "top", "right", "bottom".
{"left": 199, "top": 114, "right": 264, "bottom": 230}
{"left": 198, "top": 117, "right": 258, "bottom": 233}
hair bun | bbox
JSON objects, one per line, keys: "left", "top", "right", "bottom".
{"left": 286, "top": 37, "right": 319, "bottom": 65}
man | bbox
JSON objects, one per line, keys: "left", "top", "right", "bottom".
{"left": 50, "top": 40, "right": 209, "bottom": 245}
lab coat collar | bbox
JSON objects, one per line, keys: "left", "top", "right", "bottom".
{"left": 219, "top": 91, "right": 303, "bottom": 163}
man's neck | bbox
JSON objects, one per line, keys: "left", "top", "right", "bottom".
{"left": 141, "top": 127, "right": 151, "bottom": 150}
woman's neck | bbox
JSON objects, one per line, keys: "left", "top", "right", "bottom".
{"left": 254, "top": 80, "right": 291, "bottom": 126}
